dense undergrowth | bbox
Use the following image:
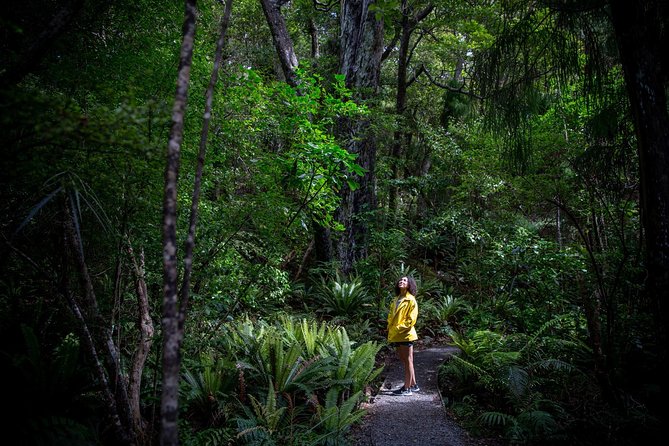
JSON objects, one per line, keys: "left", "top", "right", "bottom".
{"left": 2, "top": 1, "right": 665, "bottom": 445}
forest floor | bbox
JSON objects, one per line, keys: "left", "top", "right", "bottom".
{"left": 348, "top": 339, "right": 505, "bottom": 446}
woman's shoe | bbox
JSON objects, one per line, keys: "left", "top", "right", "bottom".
{"left": 392, "top": 386, "right": 412, "bottom": 395}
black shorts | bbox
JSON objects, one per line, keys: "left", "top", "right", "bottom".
{"left": 392, "top": 341, "right": 414, "bottom": 347}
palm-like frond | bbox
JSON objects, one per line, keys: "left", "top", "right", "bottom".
{"left": 235, "top": 382, "right": 286, "bottom": 445}
{"left": 313, "top": 273, "right": 371, "bottom": 317}
{"left": 307, "top": 389, "right": 366, "bottom": 446}
{"left": 448, "top": 331, "right": 478, "bottom": 357}
{"left": 298, "top": 318, "right": 330, "bottom": 357}
{"left": 506, "top": 365, "right": 530, "bottom": 400}
{"left": 182, "top": 354, "right": 237, "bottom": 426}
{"left": 15, "top": 172, "right": 111, "bottom": 238}
{"left": 518, "top": 314, "right": 570, "bottom": 358}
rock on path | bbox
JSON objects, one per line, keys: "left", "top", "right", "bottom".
{"left": 349, "top": 346, "right": 483, "bottom": 446}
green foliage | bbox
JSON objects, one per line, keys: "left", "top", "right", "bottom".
{"left": 216, "top": 67, "right": 367, "bottom": 231}
{"left": 479, "top": 409, "right": 561, "bottom": 445}
{"left": 440, "top": 317, "right": 590, "bottom": 443}
{"left": 312, "top": 272, "right": 373, "bottom": 319}
{"left": 235, "top": 382, "right": 288, "bottom": 445}
{"left": 278, "top": 315, "right": 330, "bottom": 357}
{"left": 419, "top": 294, "right": 469, "bottom": 336}
{"left": 211, "top": 315, "right": 380, "bottom": 444}
{"left": 182, "top": 353, "right": 238, "bottom": 428}
{"left": 0, "top": 0, "right": 659, "bottom": 444}
{"left": 182, "top": 427, "right": 234, "bottom": 446}
{"left": 317, "top": 327, "right": 383, "bottom": 397}
{"left": 309, "top": 389, "right": 366, "bottom": 446}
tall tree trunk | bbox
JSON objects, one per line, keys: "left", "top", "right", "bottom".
{"left": 260, "top": 0, "right": 299, "bottom": 87}
{"left": 386, "top": 2, "right": 433, "bottom": 218}
{"left": 388, "top": 0, "right": 411, "bottom": 216}
{"left": 309, "top": 17, "right": 320, "bottom": 59}
{"left": 260, "top": 0, "right": 344, "bottom": 267}
{"left": 609, "top": 0, "right": 669, "bottom": 393}
{"left": 336, "top": 0, "right": 384, "bottom": 274}
{"left": 178, "top": 0, "right": 233, "bottom": 333}
{"left": 161, "top": 1, "right": 197, "bottom": 445}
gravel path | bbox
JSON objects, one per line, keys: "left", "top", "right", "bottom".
{"left": 349, "top": 345, "right": 496, "bottom": 446}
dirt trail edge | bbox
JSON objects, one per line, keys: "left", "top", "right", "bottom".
{"left": 349, "top": 346, "right": 492, "bottom": 446}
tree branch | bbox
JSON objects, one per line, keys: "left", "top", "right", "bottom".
{"left": 420, "top": 64, "right": 482, "bottom": 98}
{"left": 382, "top": 28, "right": 401, "bottom": 62}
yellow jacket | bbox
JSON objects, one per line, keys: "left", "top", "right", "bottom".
{"left": 387, "top": 292, "right": 418, "bottom": 342}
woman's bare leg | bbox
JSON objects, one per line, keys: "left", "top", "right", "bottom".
{"left": 397, "top": 345, "right": 413, "bottom": 389}
{"left": 407, "top": 345, "right": 416, "bottom": 387}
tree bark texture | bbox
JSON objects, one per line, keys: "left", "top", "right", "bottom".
{"left": 609, "top": 0, "right": 669, "bottom": 388}
{"left": 260, "top": 0, "right": 299, "bottom": 87}
{"left": 339, "top": 0, "right": 384, "bottom": 91}
{"left": 388, "top": 0, "right": 412, "bottom": 215}
{"left": 64, "top": 203, "right": 135, "bottom": 444}
{"left": 179, "top": 0, "right": 233, "bottom": 335}
{"left": 161, "top": 1, "right": 197, "bottom": 445}
{"left": 388, "top": 2, "right": 434, "bottom": 215}
{"left": 336, "top": 0, "right": 384, "bottom": 273}
{"left": 127, "top": 242, "right": 154, "bottom": 445}
{"left": 62, "top": 286, "right": 132, "bottom": 444}
{"left": 309, "top": 17, "right": 320, "bottom": 59}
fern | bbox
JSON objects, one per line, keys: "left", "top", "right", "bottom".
{"left": 183, "top": 427, "right": 234, "bottom": 446}
{"left": 480, "top": 408, "right": 559, "bottom": 445}
{"left": 308, "top": 389, "right": 366, "bottom": 446}
{"left": 182, "top": 354, "right": 237, "bottom": 427}
{"left": 298, "top": 318, "right": 330, "bottom": 357}
{"left": 313, "top": 273, "right": 371, "bottom": 317}
{"left": 518, "top": 314, "right": 570, "bottom": 358}
{"left": 479, "top": 410, "right": 516, "bottom": 427}
{"left": 236, "top": 383, "right": 286, "bottom": 445}
{"left": 448, "top": 331, "right": 478, "bottom": 357}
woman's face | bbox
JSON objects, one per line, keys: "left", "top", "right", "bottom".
{"left": 398, "top": 277, "right": 409, "bottom": 290}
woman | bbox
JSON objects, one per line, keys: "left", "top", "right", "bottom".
{"left": 387, "top": 275, "right": 419, "bottom": 395}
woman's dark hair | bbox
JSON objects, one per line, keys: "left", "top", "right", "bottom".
{"left": 395, "top": 276, "right": 418, "bottom": 296}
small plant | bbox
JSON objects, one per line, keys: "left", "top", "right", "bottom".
{"left": 317, "top": 327, "right": 383, "bottom": 396}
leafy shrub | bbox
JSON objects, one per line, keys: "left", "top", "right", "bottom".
{"left": 211, "top": 316, "right": 382, "bottom": 445}
{"left": 312, "top": 273, "right": 372, "bottom": 318}
{"left": 419, "top": 294, "right": 469, "bottom": 337}
{"left": 439, "top": 317, "right": 588, "bottom": 444}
